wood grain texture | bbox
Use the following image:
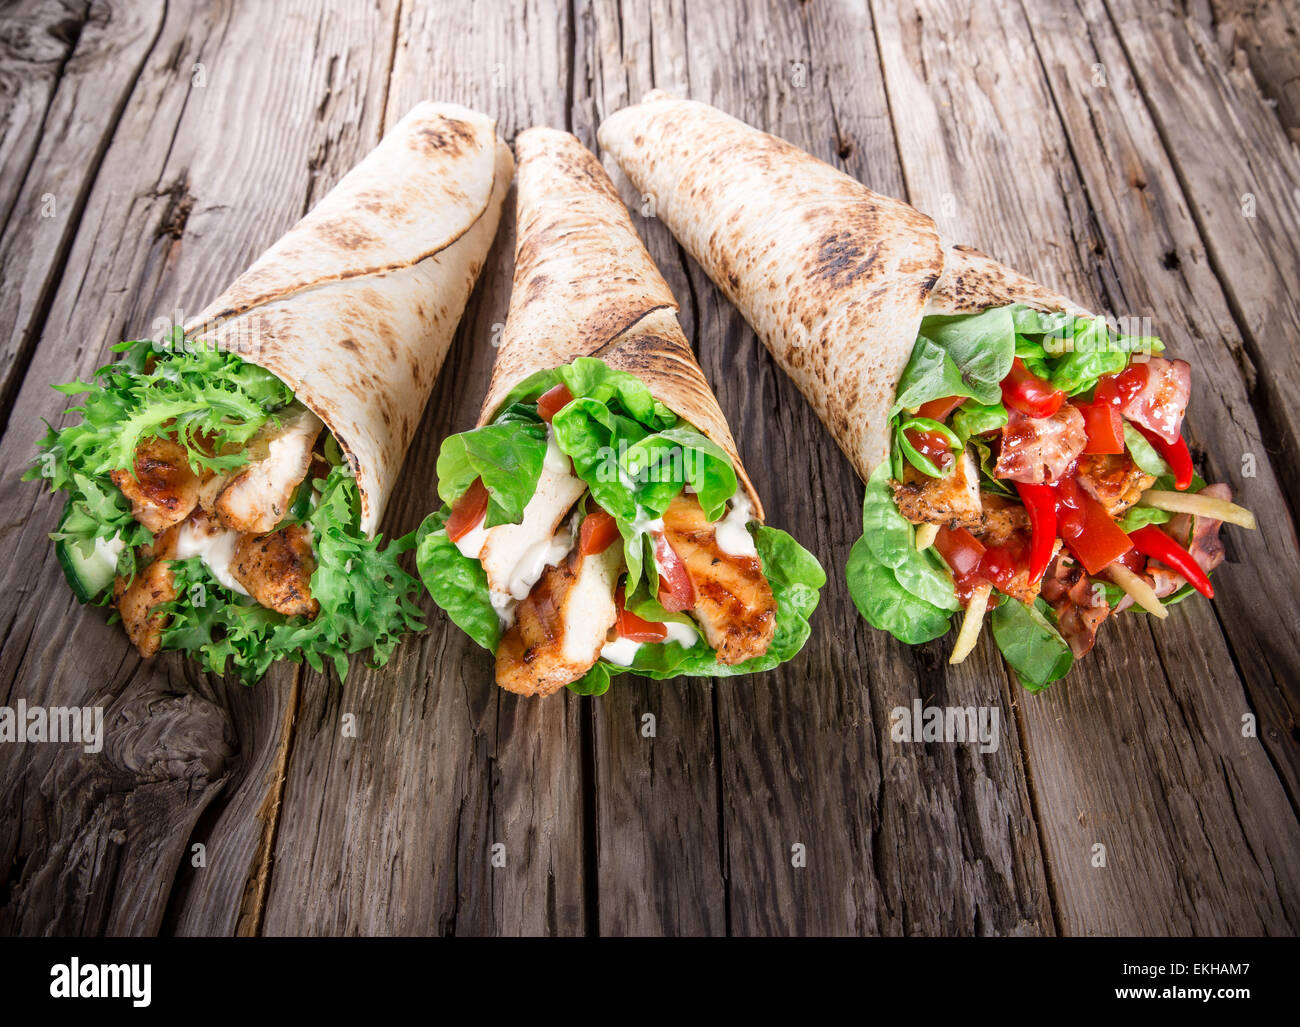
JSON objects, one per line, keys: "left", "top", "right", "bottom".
{"left": 0, "top": 0, "right": 1295, "bottom": 937}
{"left": 0, "top": 0, "right": 164, "bottom": 431}
{"left": 1104, "top": 0, "right": 1300, "bottom": 524}
{"left": 262, "top": 0, "right": 589, "bottom": 937}
{"left": 872, "top": 0, "right": 1299, "bottom": 934}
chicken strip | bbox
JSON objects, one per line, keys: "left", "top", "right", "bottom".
{"left": 495, "top": 543, "right": 622, "bottom": 696}
{"left": 110, "top": 435, "right": 200, "bottom": 533}
{"left": 660, "top": 494, "right": 776, "bottom": 665}
{"left": 476, "top": 460, "right": 586, "bottom": 603}
{"left": 891, "top": 447, "right": 982, "bottom": 527}
{"left": 113, "top": 558, "right": 177, "bottom": 658}
{"left": 232, "top": 524, "right": 319, "bottom": 618}
{"left": 1077, "top": 452, "right": 1155, "bottom": 518}
{"left": 210, "top": 406, "right": 323, "bottom": 534}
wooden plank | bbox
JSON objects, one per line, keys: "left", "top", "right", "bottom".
{"left": 575, "top": 0, "right": 727, "bottom": 937}
{"left": 586, "top": 0, "right": 1056, "bottom": 935}
{"left": 0, "top": 0, "right": 400, "bottom": 937}
{"left": 872, "top": 0, "right": 1299, "bottom": 934}
{"left": 261, "top": 0, "right": 588, "bottom": 936}
{"left": 1103, "top": 0, "right": 1300, "bottom": 521}
{"left": 1206, "top": 0, "right": 1300, "bottom": 144}
{"left": 1024, "top": 0, "right": 1300, "bottom": 860}
{"left": 0, "top": 0, "right": 165, "bottom": 431}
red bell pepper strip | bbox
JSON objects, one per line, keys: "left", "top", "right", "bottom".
{"left": 1015, "top": 481, "right": 1057, "bottom": 583}
{"left": 1000, "top": 358, "right": 1066, "bottom": 418}
{"left": 1052, "top": 475, "right": 1133, "bottom": 575}
{"left": 1133, "top": 423, "right": 1194, "bottom": 491}
{"left": 1076, "top": 399, "right": 1125, "bottom": 454}
{"left": 1129, "top": 525, "right": 1214, "bottom": 598}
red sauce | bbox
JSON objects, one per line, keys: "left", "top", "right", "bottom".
{"left": 904, "top": 427, "right": 954, "bottom": 473}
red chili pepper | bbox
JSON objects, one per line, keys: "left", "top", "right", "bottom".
{"left": 1000, "top": 358, "right": 1066, "bottom": 418}
{"left": 1129, "top": 525, "right": 1214, "bottom": 598}
{"left": 1133, "top": 423, "right": 1194, "bottom": 491}
{"left": 1015, "top": 481, "right": 1057, "bottom": 583}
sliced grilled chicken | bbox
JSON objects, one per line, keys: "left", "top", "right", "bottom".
{"left": 660, "top": 494, "right": 776, "bottom": 665}
{"left": 210, "top": 406, "right": 323, "bottom": 534}
{"left": 110, "top": 435, "right": 200, "bottom": 533}
{"left": 891, "top": 447, "right": 982, "bottom": 527}
{"left": 232, "top": 524, "right": 319, "bottom": 618}
{"left": 495, "top": 543, "right": 622, "bottom": 696}
{"left": 113, "top": 558, "right": 177, "bottom": 657}
{"left": 1076, "top": 452, "right": 1156, "bottom": 518}
{"left": 478, "top": 461, "right": 587, "bottom": 602}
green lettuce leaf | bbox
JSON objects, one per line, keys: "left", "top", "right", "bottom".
{"left": 990, "top": 597, "right": 1073, "bottom": 692}
{"left": 436, "top": 411, "right": 548, "bottom": 527}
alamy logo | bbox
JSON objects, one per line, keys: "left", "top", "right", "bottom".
{"left": 0, "top": 700, "right": 103, "bottom": 754}
{"left": 890, "top": 699, "right": 1000, "bottom": 753}
{"left": 50, "top": 959, "right": 151, "bottom": 1007}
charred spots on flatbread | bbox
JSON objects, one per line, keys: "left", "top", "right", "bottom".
{"left": 525, "top": 272, "right": 551, "bottom": 303}
{"left": 411, "top": 117, "right": 477, "bottom": 158}
{"left": 811, "top": 228, "right": 882, "bottom": 290}
{"left": 321, "top": 220, "right": 380, "bottom": 251}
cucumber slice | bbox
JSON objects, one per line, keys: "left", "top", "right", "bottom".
{"left": 55, "top": 505, "right": 121, "bottom": 603}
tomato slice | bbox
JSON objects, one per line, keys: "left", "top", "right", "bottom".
{"left": 1052, "top": 475, "right": 1133, "bottom": 574}
{"left": 536, "top": 383, "right": 575, "bottom": 423}
{"left": 446, "top": 477, "right": 489, "bottom": 542}
{"left": 916, "top": 395, "right": 965, "bottom": 422}
{"left": 1000, "top": 358, "right": 1066, "bottom": 418}
{"left": 654, "top": 533, "right": 695, "bottom": 612}
{"left": 934, "top": 526, "right": 986, "bottom": 578}
{"left": 579, "top": 507, "right": 619, "bottom": 556}
{"left": 1076, "top": 399, "right": 1125, "bottom": 454}
{"left": 615, "top": 586, "right": 668, "bottom": 643}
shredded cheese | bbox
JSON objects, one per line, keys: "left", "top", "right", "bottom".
{"left": 915, "top": 523, "right": 939, "bottom": 551}
{"left": 1137, "top": 490, "right": 1256, "bottom": 530}
{"left": 949, "top": 584, "right": 992, "bottom": 665}
{"left": 1105, "top": 563, "right": 1168, "bottom": 619}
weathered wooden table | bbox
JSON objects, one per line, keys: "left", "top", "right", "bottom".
{"left": 1, "top": 0, "right": 1297, "bottom": 937}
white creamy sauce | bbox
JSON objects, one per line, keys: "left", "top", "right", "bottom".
{"left": 601, "top": 612, "right": 700, "bottom": 667}
{"left": 174, "top": 519, "right": 248, "bottom": 595}
{"left": 544, "top": 427, "right": 570, "bottom": 473}
{"left": 663, "top": 619, "right": 699, "bottom": 648}
{"left": 505, "top": 526, "right": 575, "bottom": 601}
{"left": 714, "top": 490, "right": 758, "bottom": 558}
{"left": 453, "top": 516, "right": 490, "bottom": 560}
{"left": 487, "top": 508, "right": 581, "bottom": 628}
{"left": 631, "top": 506, "right": 664, "bottom": 536}
{"left": 93, "top": 535, "right": 125, "bottom": 569}
{"left": 600, "top": 636, "right": 642, "bottom": 666}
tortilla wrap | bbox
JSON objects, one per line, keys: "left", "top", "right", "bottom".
{"left": 480, "top": 126, "right": 764, "bottom": 519}
{"left": 187, "top": 101, "right": 513, "bottom": 535}
{"left": 598, "top": 93, "right": 1089, "bottom": 484}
